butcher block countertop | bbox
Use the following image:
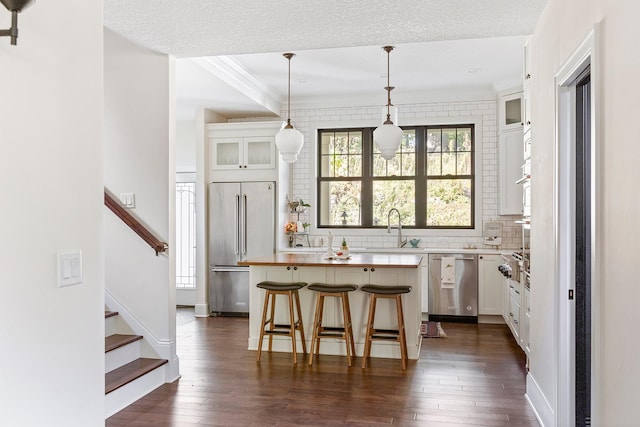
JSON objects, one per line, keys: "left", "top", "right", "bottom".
{"left": 238, "top": 252, "right": 422, "bottom": 268}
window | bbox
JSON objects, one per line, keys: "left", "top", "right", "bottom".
{"left": 317, "top": 125, "right": 474, "bottom": 229}
{"left": 176, "top": 181, "right": 196, "bottom": 289}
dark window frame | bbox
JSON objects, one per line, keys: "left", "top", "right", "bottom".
{"left": 317, "top": 124, "right": 475, "bottom": 230}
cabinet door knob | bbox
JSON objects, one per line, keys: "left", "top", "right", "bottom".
{"left": 370, "top": 267, "right": 375, "bottom": 272}
{"left": 293, "top": 266, "right": 298, "bottom": 271}
{"left": 527, "top": 121, "right": 531, "bottom": 125}
{"left": 363, "top": 268, "right": 368, "bottom": 272}
{"left": 479, "top": 256, "right": 483, "bottom": 259}
{"left": 286, "top": 266, "right": 291, "bottom": 270}
{"left": 244, "top": 165, "right": 248, "bottom": 168}
{"left": 238, "top": 165, "right": 242, "bottom": 169}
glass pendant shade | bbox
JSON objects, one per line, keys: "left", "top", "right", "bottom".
{"left": 374, "top": 122, "right": 403, "bottom": 160}
{"left": 374, "top": 46, "right": 402, "bottom": 161}
{"left": 275, "top": 52, "right": 303, "bottom": 163}
{"left": 275, "top": 124, "right": 304, "bottom": 163}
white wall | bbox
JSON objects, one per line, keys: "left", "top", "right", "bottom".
{"left": 176, "top": 120, "right": 197, "bottom": 173}
{"left": 103, "top": 29, "right": 178, "bottom": 378}
{"left": 529, "top": 0, "right": 640, "bottom": 425}
{"left": 0, "top": 1, "right": 104, "bottom": 426}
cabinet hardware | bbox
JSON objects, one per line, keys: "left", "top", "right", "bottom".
{"left": 293, "top": 266, "right": 298, "bottom": 270}
{"left": 363, "top": 268, "right": 368, "bottom": 272}
{"left": 371, "top": 268, "right": 375, "bottom": 272}
{"left": 286, "top": 266, "right": 291, "bottom": 270}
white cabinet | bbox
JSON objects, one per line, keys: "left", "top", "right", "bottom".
{"left": 498, "top": 91, "right": 523, "bottom": 132}
{"left": 498, "top": 129, "right": 524, "bottom": 215}
{"left": 211, "top": 136, "right": 275, "bottom": 170}
{"left": 478, "top": 255, "right": 503, "bottom": 315}
{"left": 506, "top": 279, "right": 522, "bottom": 340}
{"left": 206, "top": 121, "right": 283, "bottom": 182}
{"left": 522, "top": 286, "right": 531, "bottom": 356}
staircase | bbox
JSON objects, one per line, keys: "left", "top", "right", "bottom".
{"left": 105, "top": 310, "right": 168, "bottom": 418}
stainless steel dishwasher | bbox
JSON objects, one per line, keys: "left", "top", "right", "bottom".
{"left": 428, "top": 253, "right": 478, "bottom": 323}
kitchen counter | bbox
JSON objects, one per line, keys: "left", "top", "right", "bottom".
{"left": 278, "top": 246, "right": 508, "bottom": 255}
{"left": 242, "top": 252, "right": 423, "bottom": 361}
{"left": 238, "top": 252, "right": 422, "bottom": 268}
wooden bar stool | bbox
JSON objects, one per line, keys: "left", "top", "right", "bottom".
{"left": 307, "top": 283, "right": 358, "bottom": 367}
{"left": 256, "top": 280, "right": 308, "bottom": 365}
{"left": 360, "top": 284, "right": 412, "bottom": 370}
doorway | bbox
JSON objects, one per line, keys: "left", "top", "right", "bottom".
{"left": 555, "top": 28, "right": 599, "bottom": 427}
{"left": 574, "top": 68, "right": 591, "bottom": 427}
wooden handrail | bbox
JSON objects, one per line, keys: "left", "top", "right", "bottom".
{"left": 104, "top": 190, "right": 168, "bottom": 256}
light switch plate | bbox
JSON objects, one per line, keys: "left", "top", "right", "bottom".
{"left": 120, "top": 192, "right": 135, "bottom": 208}
{"left": 58, "top": 250, "right": 82, "bottom": 287}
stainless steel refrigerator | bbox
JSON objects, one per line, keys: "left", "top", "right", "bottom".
{"left": 208, "top": 181, "right": 275, "bottom": 315}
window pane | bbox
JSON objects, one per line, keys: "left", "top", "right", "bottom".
{"left": 442, "top": 153, "right": 456, "bottom": 175}
{"left": 372, "top": 180, "right": 415, "bottom": 226}
{"left": 426, "top": 179, "right": 472, "bottom": 226}
{"left": 333, "top": 155, "right": 350, "bottom": 177}
{"left": 427, "top": 153, "right": 441, "bottom": 175}
{"left": 456, "top": 128, "right": 472, "bottom": 151}
{"left": 427, "top": 129, "right": 441, "bottom": 153}
{"left": 349, "top": 133, "right": 362, "bottom": 153}
{"left": 333, "top": 132, "right": 349, "bottom": 153}
{"left": 373, "top": 153, "right": 387, "bottom": 176}
{"left": 443, "top": 129, "right": 457, "bottom": 151}
{"left": 319, "top": 181, "right": 361, "bottom": 226}
{"left": 349, "top": 154, "right": 362, "bottom": 176}
{"left": 457, "top": 152, "right": 471, "bottom": 175}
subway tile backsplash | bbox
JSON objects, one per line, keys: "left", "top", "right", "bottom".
{"left": 229, "top": 98, "right": 522, "bottom": 250}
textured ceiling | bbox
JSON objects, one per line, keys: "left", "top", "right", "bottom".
{"left": 103, "top": 0, "right": 549, "bottom": 119}
{"left": 104, "top": 0, "right": 547, "bottom": 57}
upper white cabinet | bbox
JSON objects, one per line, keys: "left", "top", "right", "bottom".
{"left": 211, "top": 136, "right": 275, "bottom": 170}
{"left": 497, "top": 88, "right": 524, "bottom": 215}
{"left": 498, "top": 91, "right": 523, "bottom": 132}
{"left": 207, "top": 121, "right": 284, "bottom": 182}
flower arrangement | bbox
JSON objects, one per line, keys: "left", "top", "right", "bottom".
{"left": 284, "top": 222, "right": 297, "bottom": 234}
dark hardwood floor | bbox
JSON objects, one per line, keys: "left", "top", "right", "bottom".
{"left": 106, "top": 308, "right": 539, "bottom": 426}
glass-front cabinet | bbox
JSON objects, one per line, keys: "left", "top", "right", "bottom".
{"left": 498, "top": 91, "right": 523, "bottom": 132}
{"left": 211, "top": 136, "right": 275, "bottom": 170}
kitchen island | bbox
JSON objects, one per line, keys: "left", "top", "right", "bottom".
{"left": 239, "top": 253, "right": 423, "bottom": 361}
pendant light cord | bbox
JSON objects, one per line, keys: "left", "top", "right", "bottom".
{"left": 383, "top": 46, "right": 394, "bottom": 125}
{"left": 283, "top": 52, "right": 295, "bottom": 129}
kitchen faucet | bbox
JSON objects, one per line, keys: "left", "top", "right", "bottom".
{"left": 387, "top": 208, "right": 407, "bottom": 248}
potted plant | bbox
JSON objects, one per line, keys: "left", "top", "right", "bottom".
{"left": 341, "top": 237, "right": 349, "bottom": 251}
{"left": 302, "top": 222, "right": 310, "bottom": 232}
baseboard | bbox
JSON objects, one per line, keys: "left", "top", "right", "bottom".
{"left": 526, "top": 372, "right": 554, "bottom": 427}
{"left": 194, "top": 303, "right": 210, "bottom": 317}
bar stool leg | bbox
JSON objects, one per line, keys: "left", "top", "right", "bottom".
{"left": 257, "top": 289, "right": 270, "bottom": 362}
{"left": 308, "top": 291, "right": 323, "bottom": 366}
{"left": 294, "top": 289, "right": 307, "bottom": 355}
{"left": 395, "top": 294, "right": 408, "bottom": 370}
{"left": 340, "top": 291, "right": 353, "bottom": 367}
{"left": 362, "top": 293, "right": 377, "bottom": 368}
{"left": 344, "top": 292, "right": 356, "bottom": 360}
{"left": 287, "top": 290, "right": 298, "bottom": 365}
{"left": 268, "top": 292, "right": 276, "bottom": 352}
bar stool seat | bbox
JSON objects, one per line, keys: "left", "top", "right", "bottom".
{"left": 307, "top": 283, "right": 358, "bottom": 366}
{"left": 360, "top": 284, "right": 412, "bottom": 370}
{"left": 256, "top": 280, "right": 307, "bottom": 365}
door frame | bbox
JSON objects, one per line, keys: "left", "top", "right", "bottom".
{"left": 554, "top": 26, "right": 601, "bottom": 426}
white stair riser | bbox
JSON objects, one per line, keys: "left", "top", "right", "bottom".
{"left": 105, "top": 316, "right": 117, "bottom": 337}
{"left": 105, "top": 341, "right": 141, "bottom": 373}
{"left": 105, "top": 365, "right": 166, "bottom": 418}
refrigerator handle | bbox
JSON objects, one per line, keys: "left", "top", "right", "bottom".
{"left": 234, "top": 194, "right": 240, "bottom": 255}
{"left": 242, "top": 193, "right": 248, "bottom": 255}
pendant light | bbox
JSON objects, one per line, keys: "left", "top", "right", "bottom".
{"left": 275, "top": 53, "right": 304, "bottom": 163}
{"left": 373, "top": 46, "right": 403, "bottom": 160}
